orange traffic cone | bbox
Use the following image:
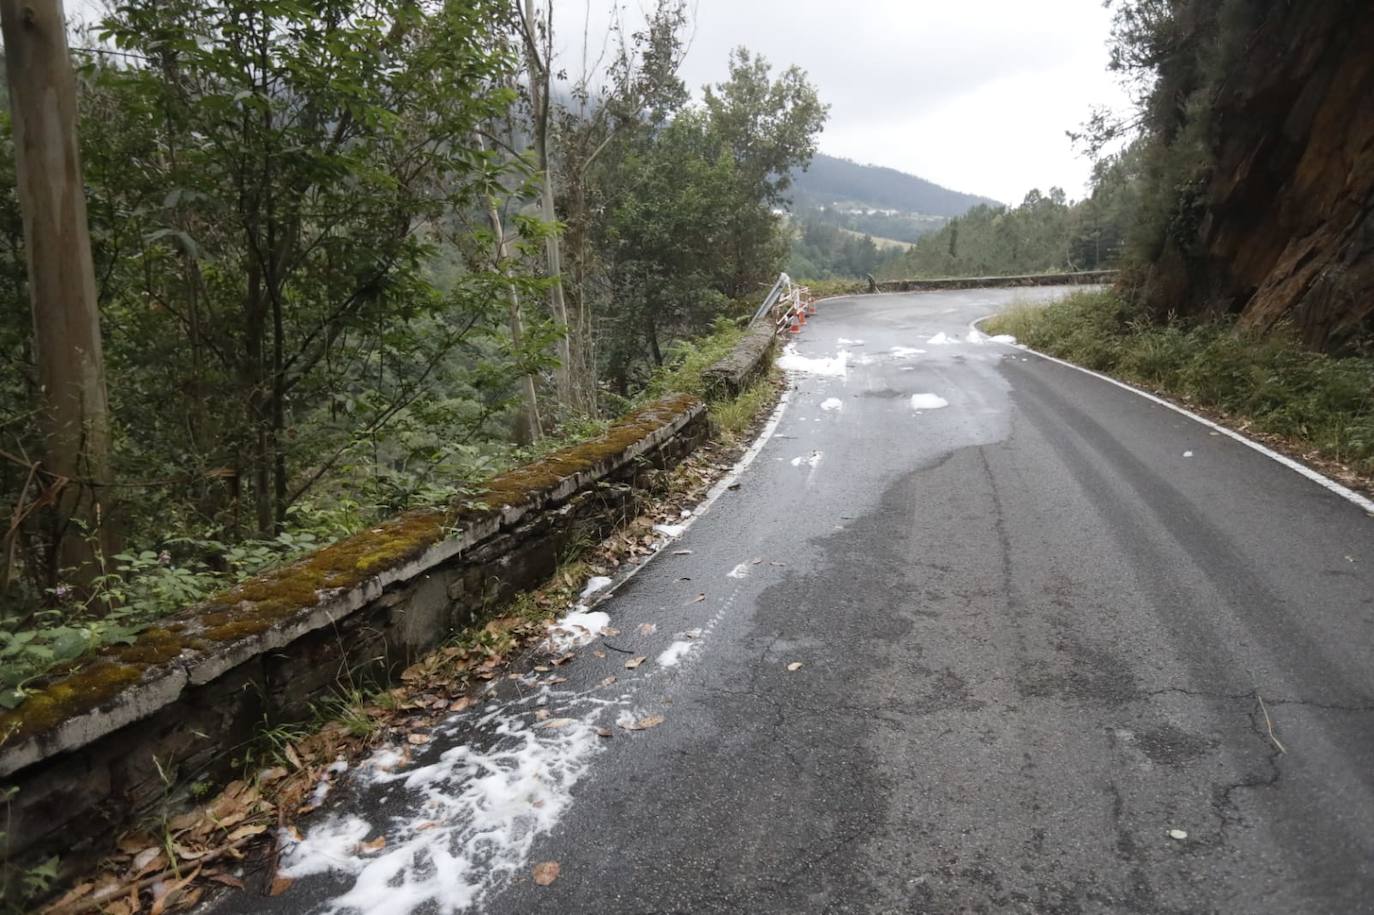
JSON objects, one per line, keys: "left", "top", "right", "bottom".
{"left": 788, "top": 315, "right": 802, "bottom": 334}
{"left": 805, "top": 301, "right": 817, "bottom": 316}
{"left": 796, "top": 308, "right": 807, "bottom": 326}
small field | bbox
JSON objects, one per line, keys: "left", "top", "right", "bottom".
{"left": 835, "top": 226, "right": 913, "bottom": 251}
{"left": 987, "top": 290, "right": 1374, "bottom": 486}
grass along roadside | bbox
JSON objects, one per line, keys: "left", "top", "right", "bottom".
{"left": 986, "top": 290, "right": 1374, "bottom": 492}
{"left": 17, "top": 335, "right": 786, "bottom": 915}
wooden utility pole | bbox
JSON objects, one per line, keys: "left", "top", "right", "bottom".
{"left": 1, "top": 0, "right": 117, "bottom": 585}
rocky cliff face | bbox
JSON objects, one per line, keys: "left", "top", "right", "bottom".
{"left": 1141, "top": 2, "right": 1374, "bottom": 352}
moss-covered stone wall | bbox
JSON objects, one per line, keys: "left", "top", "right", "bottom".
{"left": 703, "top": 325, "right": 778, "bottom": 401}
{"left": 0, "top": 395, "right": 706, "bottom": 882}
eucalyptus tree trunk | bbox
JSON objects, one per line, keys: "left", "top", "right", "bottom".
{"left": 1, "top": 0, "right": 118, "bottom": 587}
{"left": 521, "top": 0, "right": 578, "bottom": 416}
{"left": 476, "top": 134, "right": 541, "bottom": 443}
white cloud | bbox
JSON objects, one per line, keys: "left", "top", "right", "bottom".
{"left": 560, "top": 0, "right": 1133, "bottom": 203}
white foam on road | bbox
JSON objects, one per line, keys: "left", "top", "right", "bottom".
{"left": 544, "top": 610, "right": 611, "bottom": 653}
{"left": 281, "top": 703, "right": 606, "bottom": 915}
{"left": 910, "top": 394, "right": 950, "bottom": 411}
{"left": 778, "top": 344, "right": 850, "bottom": 377}
{"left": 656, "top": 640, "right": 696, "bottom": 668}
{"left": 820, "top": 398, "right": 843, "bottom": 411}
{"left": 890, "top": 346, "right": 926, "bottom": 359}
{"left": 927, "top": 332, "right": 956, "bottom": 346}
{"left": 790, "top": 451, "right": 823, "bottom": 468}
{"left": 727, "top": 562, "right": 751, "bottom": 579}
{"left": 837, "top": 337, "right": 864, "bottom": 345}
{"left": 964, "top": 329, "right": 1017, "bottom": 345}
{"left": 578, "top": 576, "right": 612, "bottom": 600}
{"left": 652, "top": 523, "right": 686, "bottom": 538}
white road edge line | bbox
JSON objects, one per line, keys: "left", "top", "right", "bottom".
{"left": 970, "top": 314, "right": 1374, "bottom": 516}
{"left": 591, "top": 383, "right": 795, "bottom": 602}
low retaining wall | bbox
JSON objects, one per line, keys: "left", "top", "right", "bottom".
{"left": 872, "top": 271, "right": 1117, "bottom": 294}
{"left": 701, "top": 324, "right": 778, "bottom": 400}
{"left": 0, "top": 395, "right": 707, "bottom": 883}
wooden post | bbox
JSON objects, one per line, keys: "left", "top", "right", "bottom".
{"left": 1, "top": 0, "right": 117, "bottom": 585}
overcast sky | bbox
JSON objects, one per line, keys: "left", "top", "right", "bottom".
{"left": 557, "top": 0, "right": 1131, "bottom": 204}
{"left": 68, "top": 0, "right": 1130, "bottom": 205}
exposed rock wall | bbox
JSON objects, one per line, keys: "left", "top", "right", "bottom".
{"left": 1143, "top": 1, "right": 1374, "bottom": 350}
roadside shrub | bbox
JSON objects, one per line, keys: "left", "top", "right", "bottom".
{"left": 986, "top": 291, "right": 1374, "bottom": 476}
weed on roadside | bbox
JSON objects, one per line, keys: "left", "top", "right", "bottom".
{"left": 987, "top": 290, "right": 1374, "bottom": 483}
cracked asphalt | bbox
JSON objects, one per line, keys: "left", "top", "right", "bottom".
{"left": 212, "top": 288, "right": 1374, "bottom": 914}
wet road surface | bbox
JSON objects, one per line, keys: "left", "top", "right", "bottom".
{"left": 205, "top": 288, "right": 1374, "bottom": 914}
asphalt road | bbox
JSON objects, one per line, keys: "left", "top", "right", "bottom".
{"left": 208, "top": 288, "right": 1374, "bottom": 915}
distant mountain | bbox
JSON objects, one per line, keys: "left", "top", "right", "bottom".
{"left": 790, "top": 154, "right": 999, "bottom": 218}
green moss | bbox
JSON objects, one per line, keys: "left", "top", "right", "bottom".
{"left": 203, "top": 618, "right": 275, "bottom": 642}
{"left": 480, "top": 396, "right": 700, "bottom": 510}
{"left": 0, "top": 664, "right": 144, "bottom": 746}
{"left": 112, "top": 627, "right": 188, "bottom": 666}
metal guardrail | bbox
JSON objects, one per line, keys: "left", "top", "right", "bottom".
{"left": 746, "top": 272, "right": 816, "bottom": 336}
{"left": 749, "top": 272, "right": 791, "bottom": 328}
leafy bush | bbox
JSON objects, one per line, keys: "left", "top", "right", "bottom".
{"left": 640, "top": 317, "right": 745, "bottom": 400}
{"left": 0, "top": 532, "right": 327, "bottom": 708}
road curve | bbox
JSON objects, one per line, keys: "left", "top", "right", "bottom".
{"left": 210, "top": 288, "right": 1374, "bottom": 915}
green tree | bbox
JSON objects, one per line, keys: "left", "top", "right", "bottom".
{"left": 703, "top": 49, "right": 828, "bottom": 298}
{"left": 80, "top": 0, "right": 526, "bottom": 540}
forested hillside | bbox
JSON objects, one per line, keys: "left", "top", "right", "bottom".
{"left": 784, "top": 153, "right": 989, "bottom": 278}
{"left": 787, "top": 147, "right": 1140, "bottom": 281}
{"left": 0, "top": 0, "right": 824, "bottom": 704}
{"left": 791, "top": 153, "right": 996, "bottom": 216}
{"left": 878, "top": 153, "right": 1138, "bottom": 280}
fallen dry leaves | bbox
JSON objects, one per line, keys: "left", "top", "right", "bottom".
{"left": 624, "top": 656, "right": 647, "bottom": 669}
{"left": 620, "top": 713, "right": 666, "bottom": 732}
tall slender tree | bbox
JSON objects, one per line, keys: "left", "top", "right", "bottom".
{"left": 517, "top": 0, "right": 580, "bottom": 414}
{"left": 0, "top": 0, "right": 117, "bottom": 588}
